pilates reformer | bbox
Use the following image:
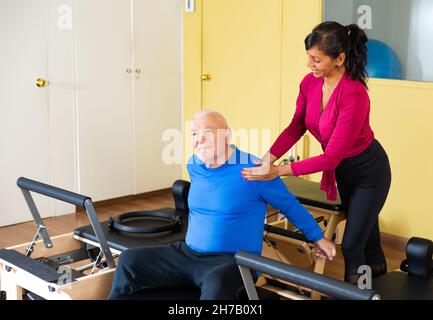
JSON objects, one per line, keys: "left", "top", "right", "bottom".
{"left": 261, "top": 176, "right": 345, "bottom": 299}
{"left": 2, "top": 177, "right": 432, "bottom": 300}
{"left": 0, "top": 177, "right": 190, "bottom": 300}
{"left": 250, "top": 176, "right": 433, "bottom": 301}
{"left": 0, "top": 177, "right": 117, "bottom": 299}
{"left": 246, "top": 177, "right": 433, "bottom": 300}
{"left": 237, "top": 236, "right": 433, "bottom": 300}
{"left": 0, "top": 176, "right": 344, "bottom": 300}
{"left": 0, "top": 175, "right": 338, "bottom": 300}
{"left": 236, "top": 251, "right": 380, "bottom": 300}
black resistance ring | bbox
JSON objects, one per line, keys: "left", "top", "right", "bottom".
{"left": 108, "top": 210, "right": 181, "bottom": 234}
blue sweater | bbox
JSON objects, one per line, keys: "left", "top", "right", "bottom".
{"left": 186, "top": 146, "right": 323, "bottom": 255}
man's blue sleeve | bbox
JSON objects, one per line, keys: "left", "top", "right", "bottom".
{"left": 255, "top": 178, "right": 323, "bottom": 242}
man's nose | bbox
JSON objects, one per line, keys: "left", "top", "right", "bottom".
{"left": 197, "top": 133, "right": 206, "bottom": 143}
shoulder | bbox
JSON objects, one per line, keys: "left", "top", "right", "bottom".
{"left": 186, "top": 155, "right": 203, "bottom": 174}
{"left": 234, "top": 148, "right": 260, "bottom": 168}
{"left": 300, "top": 72, "right": 317, "bottom": 89}
{"left": 187, "top": 155, "right": 195, "bottom": 166}
{"left": 299, "top": 73, "right": 321, "bottom": 98}
{"left": 335, "top": 75, "right": 370, "bottom": 111}
{"left": 342, "top": 74, "right": 369, "bottom": 98}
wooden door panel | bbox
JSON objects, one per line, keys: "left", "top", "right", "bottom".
{"left": 0, "top": 0, "right": 52, "bottom": 226}
{"left": 75, "top": 0, "right": 134, "bottom": 201}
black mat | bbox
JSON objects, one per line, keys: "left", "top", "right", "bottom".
{"left": 282, "top": 176, "right": 342, "bottom": 211}
{"left": 373, "top": 271, "right": 433, "bottom": 300}
{"left": 0, "top": 249, "right": 61, "bottom": 283}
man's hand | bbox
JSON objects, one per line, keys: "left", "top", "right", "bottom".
{"left": 314, "top": 237, "right": 336, "bottom": 260}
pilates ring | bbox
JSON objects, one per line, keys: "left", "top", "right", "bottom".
{"left": 108, "top": 210, "right": 182, "bottom": 234}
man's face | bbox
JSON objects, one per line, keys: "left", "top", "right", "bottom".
{"left": 191, "top": 115, "right": 229, "bottom": 165}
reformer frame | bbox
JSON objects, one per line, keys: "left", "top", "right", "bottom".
{"left": 0, "top": 177, "right": 117, "bottom": 300}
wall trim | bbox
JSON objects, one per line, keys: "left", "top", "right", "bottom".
{"left": 381, "top": 232, "right": 408, "bottom": 252}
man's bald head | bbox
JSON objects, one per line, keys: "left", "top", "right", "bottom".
{"left": 191, "top": 109, "right": 232, "bottom": 168}
{"left": 192, "top": 109, "right": 229, "bottom": 130}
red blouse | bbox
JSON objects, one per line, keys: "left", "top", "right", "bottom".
{"left": 270, "top": 71, "right": 375, "bottom": 200}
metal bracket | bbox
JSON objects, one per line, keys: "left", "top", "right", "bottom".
{"left": 21, "top": 189, "right": 53, "bottom": 255}
{"left": 25, "top": 224, "right": 52, "bottom": 257}
{"left": 84, "top": 200, "right": 115, "bottom": 268}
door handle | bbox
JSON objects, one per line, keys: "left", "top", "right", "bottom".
{"left": 35, "top": 78, "right": 49, "bottom": 88}
{"left": 201, "top": 74, "right": 211, "bottom": 81}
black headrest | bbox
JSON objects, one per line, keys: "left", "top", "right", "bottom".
{"left": 172, "top": 180, "right": 190, "bottom": 211}
{"left": 403, "top": 237, "right": 433, "bottom": 279}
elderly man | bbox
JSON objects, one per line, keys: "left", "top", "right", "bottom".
{"left": 108, "top": 110, "right": 336, "bottom": 300}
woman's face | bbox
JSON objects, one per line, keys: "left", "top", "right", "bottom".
{"left": 306, "top": 46, "right": 345, "bottom": 78}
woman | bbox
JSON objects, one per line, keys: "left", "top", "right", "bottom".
{"left": 241, "top": 21, "right": 391, "bottom": 284}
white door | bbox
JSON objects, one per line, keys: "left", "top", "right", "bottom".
{"left": 133, "top": 0, "right": 182, "bottom": 193}
{"left": 74, "top": 0, "right": 134, "bottom": 201}
{"left": 0, "top": 0, "right": 53, "bottom": 226}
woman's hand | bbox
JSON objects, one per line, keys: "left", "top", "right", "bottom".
{"left": 241, "top": 159, "right": 281, "bottom": 181}
{"left": 314, "top": 237, "right": 337, "bottom": 261}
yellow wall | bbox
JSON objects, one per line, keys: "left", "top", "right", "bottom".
{"left": 279, "top": 0, "right": 324, "bottom": 183}
{"left": 182, "top": 0, "right": 202, "bottom": 180}
{"left": 183, "top": 0, "right": 433, "bottom": 240}
{"left": 368, "top": 79, "right": 433, "bottom": 239}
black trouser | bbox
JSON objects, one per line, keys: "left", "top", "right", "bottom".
{"left": 108, "top": 241, "right": 246, "bottom": 300}
{"left": 335, "top": 139, "right": 391, "bottom": 279}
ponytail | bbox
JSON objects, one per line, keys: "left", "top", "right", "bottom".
{"left": 345, "top": 24, "right": 368, "bottom": 88}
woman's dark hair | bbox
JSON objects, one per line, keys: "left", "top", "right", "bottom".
{"left": 304, "top": 21, "right": 369, "bottom": 88}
